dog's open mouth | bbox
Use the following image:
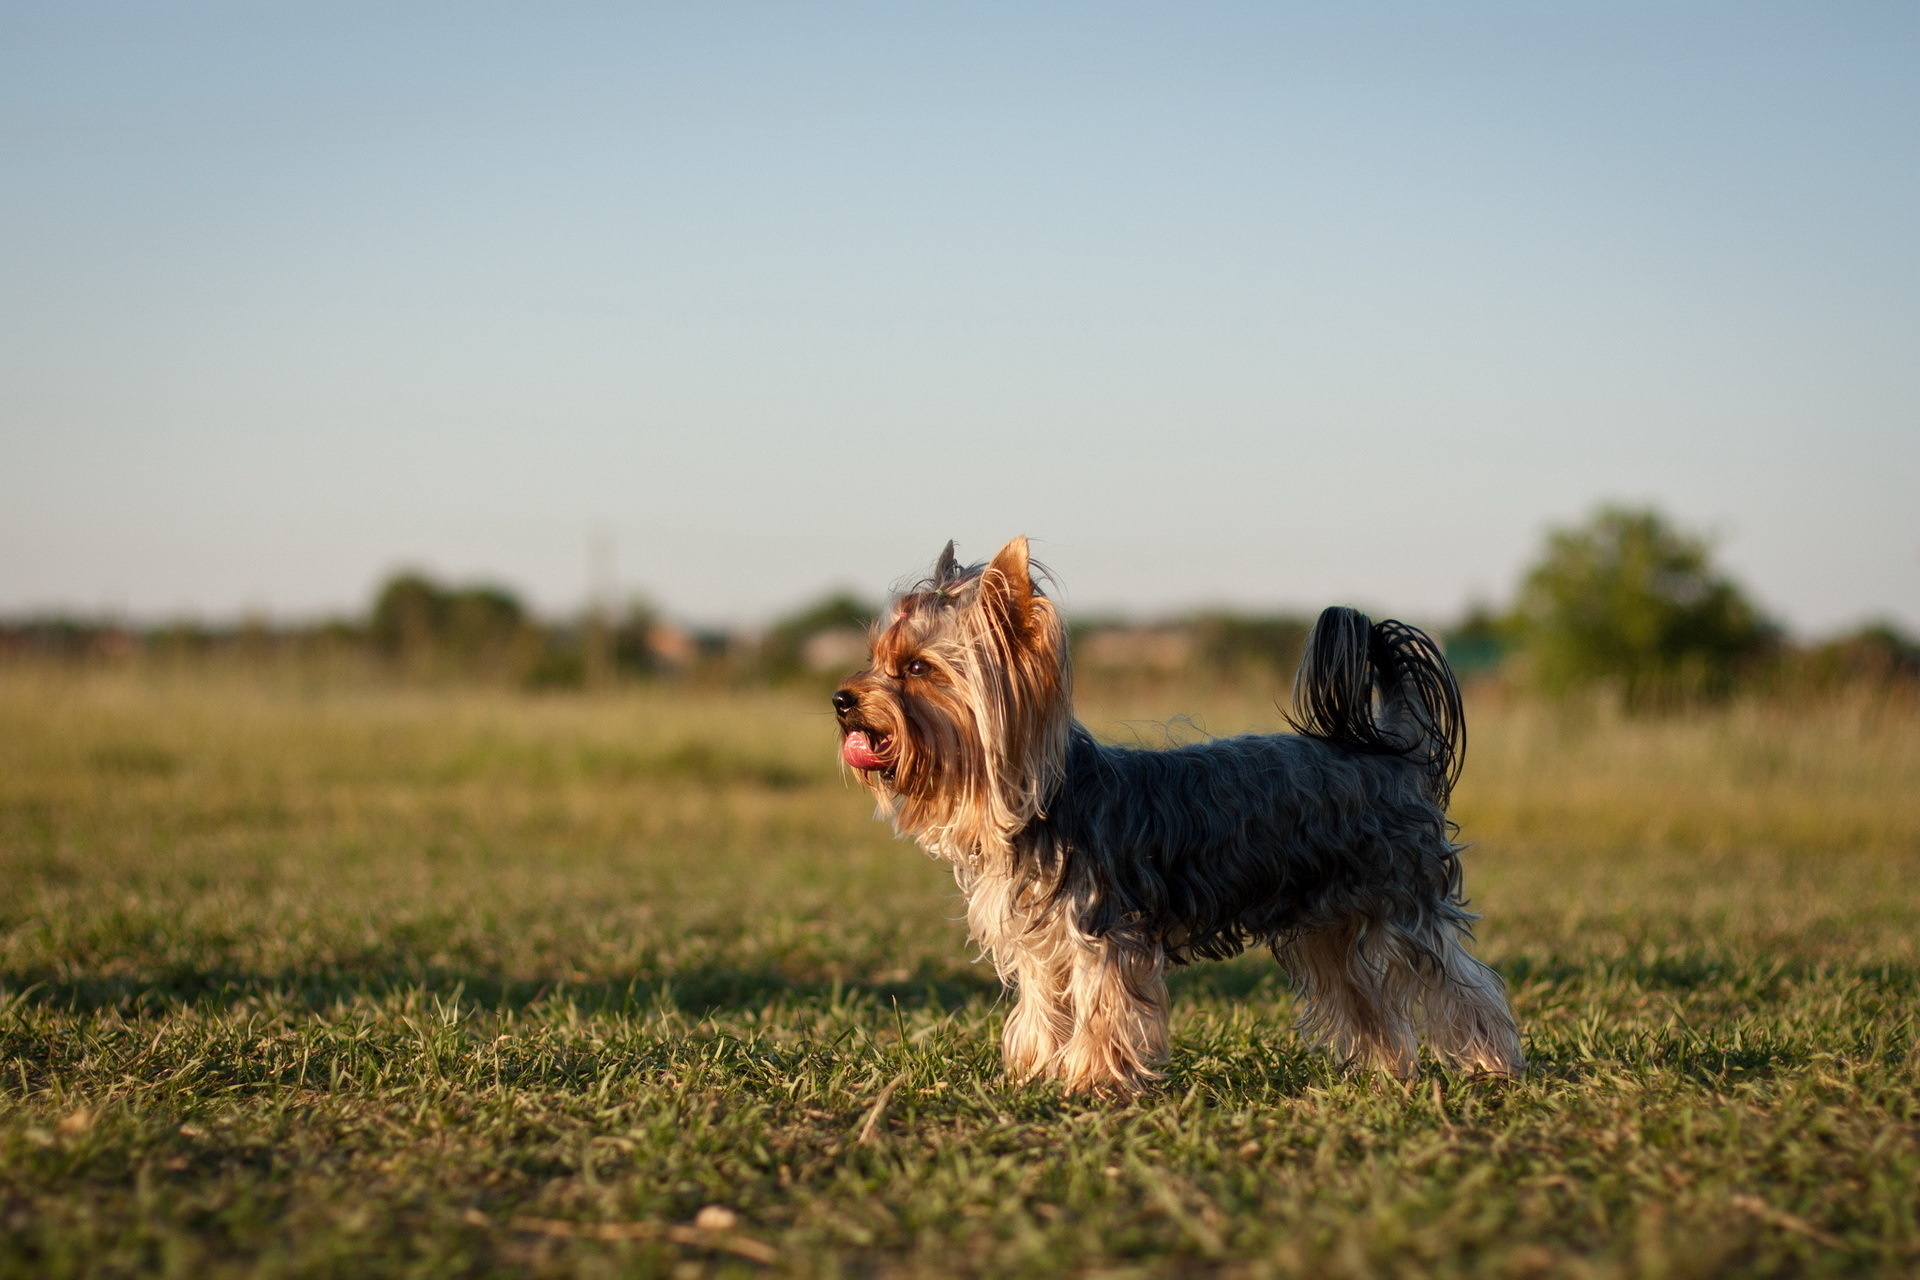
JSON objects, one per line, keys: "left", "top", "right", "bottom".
{"left": 840, "top": 730, "right": 891, "bottom": 772}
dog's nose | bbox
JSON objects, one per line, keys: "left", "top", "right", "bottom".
{"left": 831, "top": 689, "right": 858, "bottom": 714}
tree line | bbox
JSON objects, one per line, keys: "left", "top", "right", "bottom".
{"left": 2, "top": 506, "right": 1913, "bottom": 699}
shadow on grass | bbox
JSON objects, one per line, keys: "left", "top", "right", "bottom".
{"left": 0, "top": 961, "right": 1006, "bottom": 1019}
{"left": 1503, "top": 951, "right": 1920, "bottom": 994}
{"left": 1156, "top": 1043, "right": 1339, "bottom": 1102}
{"left": 1521, "top": 1040, "right": 1815, "bottom": 1085}
{"left": 4, "top": 952, "right": 1296, "bottom": 1020}
{"left": 1166, "top": 952, "right": 1286, "bottom": 1000}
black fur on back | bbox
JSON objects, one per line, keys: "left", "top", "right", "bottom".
{"left": 1011, "top": 607, "right": 1474, "bottom": 966}
{"left": 1287, "top": 606, "right": 1465, "bottom": 807}
{"left": 1025, "top": 727, "right": 1468, "bottom": 965}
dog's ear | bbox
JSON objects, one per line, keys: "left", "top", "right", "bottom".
{"left": 976, "top": 536, "right": 1068, "bottom": 732}
{"left": 977, "top": 536, "right": 1037, "bottom": 641}
{"left": 932, "top": 540, "right": 959, "bottom": 587}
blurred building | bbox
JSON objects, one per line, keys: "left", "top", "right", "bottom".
{"left": 801, "top": 627, "right": 870, "bottom": 674}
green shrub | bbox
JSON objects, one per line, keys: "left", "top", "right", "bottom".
{"left": 759, "top": 592, "right": 877, "bottom": 679}
{"left": 1510, "top": 506, "right": 1778, "bottom": 702}
{"left": 369, "top": 572, "right": 537, "bottom": 679}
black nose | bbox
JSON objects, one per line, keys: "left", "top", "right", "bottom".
{"left": 831, "top": 689, "right": 858, "bottom": 714}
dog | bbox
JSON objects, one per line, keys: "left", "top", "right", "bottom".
{"left": 831, "top": 537, "right": 1523, "bottom": 1094}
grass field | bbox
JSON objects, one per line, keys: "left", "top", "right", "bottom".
{"left": 1, "top": 665, "right": 1916, "bottom": 1278}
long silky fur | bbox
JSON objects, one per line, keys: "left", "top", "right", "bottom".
{"left": 834, "top": 540, "right": 1522, "bottom": 1094}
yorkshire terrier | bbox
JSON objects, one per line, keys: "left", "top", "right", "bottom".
{"left": 831, "top": 537, "right": 1524, "bottom": 1094}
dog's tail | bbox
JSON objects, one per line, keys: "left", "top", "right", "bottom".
{"left": 1287, "top": 606, "right": 1465, "bottom": 807}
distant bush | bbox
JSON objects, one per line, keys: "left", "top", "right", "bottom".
{"left": 512, "top": 599, "right": 680, "bottom": 689}
{"left": 370, "top": 572, "right": 538, "bottom": 679}
{"left": 1790, "top": 622, "right": 1920, "bottom": 690}
{"left": 1190, "top": 612, "right": 1311, "bottom": 679}
{"left": 0, "top": 619, "right": 132, "bottom": 661}
{"left": 759, "top": 593, "right": 877, "bottom": 679}
{"left": 610, "top": 599, "right": 663, "bottom": 675}
{"left": 1442, "top": 606, "right": 1509, "bottom": 678}
{"left": 1066, "top": 613, "right": 1310, "bottom": 685}
{"left": 1509, "top": 506, "right": 1779, "bottom": 702}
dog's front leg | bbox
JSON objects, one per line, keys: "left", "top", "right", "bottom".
{"left": 968, "top": 876, "right": 1076, "bottom": 1082}
{"left": 996, "top": 908, "right": 1076, "bottom": 1082}
{"left": 1055, "top": 934, "right": 1170, "bottom": 1095}
{"left": 1001, "top": 957, "right": 1074, "bottom": 1082}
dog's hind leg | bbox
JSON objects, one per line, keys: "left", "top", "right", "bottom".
{"left": 1275, "top": 919, "right": 1419, "bottom": 1080}
{"left": 1415, "top": 920, "right": 1525, "bottom": 1077}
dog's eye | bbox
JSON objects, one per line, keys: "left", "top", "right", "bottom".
{"left": 903, "top": 658, "right": 932, "bottom": 678}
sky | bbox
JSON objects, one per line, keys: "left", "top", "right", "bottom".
{"left": 1, "top": 0, "right": 1915, "bottom": 633}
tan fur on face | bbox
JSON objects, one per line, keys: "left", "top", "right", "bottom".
{"left": 835, "top": 536, "right": 1070, "bottom": 871}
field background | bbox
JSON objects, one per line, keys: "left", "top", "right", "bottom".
{"left": 0, "top": 666, "right": 1915, "bottom": 1278}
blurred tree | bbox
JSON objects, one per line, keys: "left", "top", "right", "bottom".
{"left": 1442, "top": 605, "right": 1509, "bottom": 678}
{"left": 1794, "top": 621, "right": 1920, "bottom": 688}
{"left": 1189, "top": 612, "right": 1311, "bottom": 679}
{"left": 760, "top": 593, "right": 877, "bottom": 679}
{"left": 370, "top": 574, "right": 442, "bottom": 663}
{"left": 611, "top": 597, "right": 663, "bottom": 676}
{"left": 369, "top": 573, "right": 532, "bottom": 678}
{"left": 1510, "top": 506, "right": 1778, "bottom": 701}
{"left": 441, "top": 587, "right": 525, "bottom": 664}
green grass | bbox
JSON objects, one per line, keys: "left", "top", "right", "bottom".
{"left": 0, "top": 666, "right": 1916, "bottom": 1278}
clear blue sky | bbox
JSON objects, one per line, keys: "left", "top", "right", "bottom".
{"left": 2, "top": 1, "right": 1914, "bottom": 632}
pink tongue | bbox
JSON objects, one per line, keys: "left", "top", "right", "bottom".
{"left": 841, "top": 731, "right": 889, "bottom": 771}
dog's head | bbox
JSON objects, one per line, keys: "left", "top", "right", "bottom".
{"left": 831, "top": 537, "right": 1071, "bottom": 854}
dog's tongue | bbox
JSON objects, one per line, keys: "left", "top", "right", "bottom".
{"left": 841, "top": 731, "right": 889, "bottom": 772}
